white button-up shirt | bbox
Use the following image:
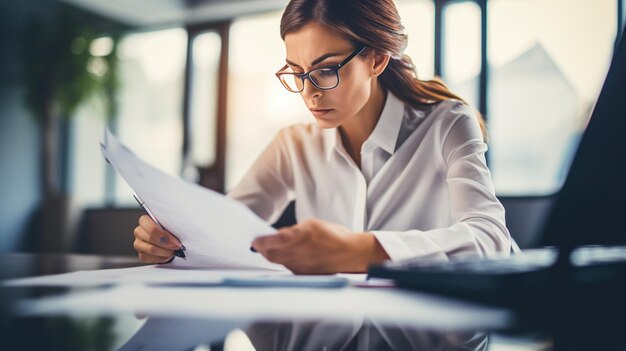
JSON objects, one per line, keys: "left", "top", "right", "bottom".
{"left": 227, "top": 92, "right": 511, "bottom": 261}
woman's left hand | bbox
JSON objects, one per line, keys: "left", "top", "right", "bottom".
{"left": 250, "top": 219, "right": 389, "bottom": 274}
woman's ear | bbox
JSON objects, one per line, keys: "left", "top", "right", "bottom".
{"left": 371, "top": 53, "right": 391, "bottom": 77}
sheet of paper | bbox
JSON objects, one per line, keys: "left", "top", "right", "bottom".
{"left": 0, "top": 265, "right": 293, "bottom": 287}
{"left": 2, "top": 265, "right": 291, "bottom": 287}
{"left": 100, "top": 128, "right": 284, "bottom": 271}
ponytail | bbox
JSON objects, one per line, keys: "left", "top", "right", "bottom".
{"left": 379, "top": 55, "right": 487, "bottom": 140}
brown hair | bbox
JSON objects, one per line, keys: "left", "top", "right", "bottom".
{"left": 280, "top": 0, "right": 486, "bottom": 139}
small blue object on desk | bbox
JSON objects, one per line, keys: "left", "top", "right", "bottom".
{"left": 222, "top": 275, "right": 349, "bottom": 288}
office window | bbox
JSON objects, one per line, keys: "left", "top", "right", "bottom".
{"left": 226, "top": 12, "right": 310, "bottom": 191}
{"left": 488, "top": 0, "right": 617, "bottom": 195}
{"left": 69, "top": 28, "right": 187, "bottom": 207}
{"left": 186, "top": 31, "right": 221, "bottom": 180}
{"left": 442, "top": 1, "right": 481, "bottom": 108}
{"left": 69, "top": 104, "right": 108, "bottom": 209}
{"left": 114, "top": 28, "right": 187, "bottom": 204}
{"left": 397, "top": 0, "right": 436, "bottom": 81}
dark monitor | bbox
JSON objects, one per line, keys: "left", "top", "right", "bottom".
{"left": 542, "top": 32, "right": 626, "bottom": 249}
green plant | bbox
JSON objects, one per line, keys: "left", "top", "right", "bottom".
{"left": 22, "top": 7, "right": 119, "bottom": 124}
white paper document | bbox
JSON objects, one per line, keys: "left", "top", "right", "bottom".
{"left": 100, "top": 128, "right": 284, "bottom": 271}
{"left": 2, "top": 265, "right": 291, "bottom": 287}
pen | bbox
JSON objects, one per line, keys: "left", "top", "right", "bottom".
{"left": 133, "top": 192, "right": 186, "bottom": 260}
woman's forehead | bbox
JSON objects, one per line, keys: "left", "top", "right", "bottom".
{"left": 284, "top": 22, "right": 353, "bottom": 59}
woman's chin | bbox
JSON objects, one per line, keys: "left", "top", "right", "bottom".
{"left": 315, "top": 119, "right": 341, "bottom": 129}
{"left": 311, "top": 111, "right": 341, "bottom": 128}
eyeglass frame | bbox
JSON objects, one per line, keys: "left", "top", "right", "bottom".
{"left": 275, "top": 46, "right": 367, "bottom": 93}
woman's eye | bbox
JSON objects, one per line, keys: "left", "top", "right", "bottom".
{"left": 317, "top": 68, "right": 335, "bottom": 76}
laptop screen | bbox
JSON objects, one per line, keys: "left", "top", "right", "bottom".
{"left": 542, "top": 32, "right": 626, "bottom": 248}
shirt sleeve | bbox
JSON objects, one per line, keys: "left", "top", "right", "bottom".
{"left": 371, "top": 104, "right": 512, "bottom": 262}
{"left": 226, "top": 128, "right": 295, "bottom": 225}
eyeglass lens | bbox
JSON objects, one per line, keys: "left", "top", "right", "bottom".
{"left": 282, "top": 68, "right": 338, "bottom": 92}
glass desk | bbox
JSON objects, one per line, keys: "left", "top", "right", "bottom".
{"left": 0, "top": 253, "right": 607, "bottom": 351}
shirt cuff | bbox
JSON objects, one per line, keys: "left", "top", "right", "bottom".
{"left": 370, "top": 230, "right": 449, "bottom": 262}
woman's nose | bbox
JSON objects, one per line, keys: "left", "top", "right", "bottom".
{"left": 300, "top": 78, "right": 322, "bottom": 99}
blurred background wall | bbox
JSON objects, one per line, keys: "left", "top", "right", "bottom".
{"left": 0, "top": 0, "right": 50, "bottom": 252}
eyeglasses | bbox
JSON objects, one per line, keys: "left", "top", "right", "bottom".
{"left": 275, "top": 46, "right": 366, "bottom": 93}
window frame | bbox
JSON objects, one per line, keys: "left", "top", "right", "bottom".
{"left": 182, "top": 22, "right": 232, "bottom": 194}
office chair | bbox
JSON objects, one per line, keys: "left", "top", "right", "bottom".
{"left": 75, "top": 208, "right": 145, "bottom": 256}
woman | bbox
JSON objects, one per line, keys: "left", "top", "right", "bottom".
{"left": 132, "top": 0, "right": 512, "bottom": 274}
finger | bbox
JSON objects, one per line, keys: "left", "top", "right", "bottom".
{"left": 138, "top": 215, "right": 178, "bottom": 240}
{"left": 138, "top": 251, "right": 174, "bottom": 264}
{"left": 251, "top": 230, "right": 298, "bottom": 252}
{"left": 138, "top": 215, "right": 183, "bottom": 247}
{"left": 261, "top": 248, "right": 296, "bottom": 265}
{"left": 134, "top": 225, "right": 181, "bottom": 251}
{"left": 133, "top": 238, "right": 176, "bottom": 260}
{"left": 138, "top": 215, "right": 160, "bottom": 232}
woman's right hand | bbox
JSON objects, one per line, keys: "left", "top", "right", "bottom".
{"left": 133, "top": 215, "right": 183, "bottom": 264}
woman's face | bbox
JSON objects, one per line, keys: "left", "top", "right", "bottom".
{"left": 283, "top": 22, "right": 376, "bottom": 129}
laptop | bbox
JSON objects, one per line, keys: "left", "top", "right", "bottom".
{"left": 368, "top": 32, "right": 626, "bottom": 309}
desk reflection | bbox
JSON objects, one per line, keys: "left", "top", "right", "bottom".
{"left": 246, "top": 320, "right": 487, "bottom": 351}
{"left": 119, "top": 316, "right": 488, "bottom": 351}
{"left": 0, "top": 253, "right": 493, "bottom": 351}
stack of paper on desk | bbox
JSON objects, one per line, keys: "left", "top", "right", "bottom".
{"left": 2, "top": 265, "right": 364, "bottom": 288}
{"left": 2, "top": 265, "right": 290, "bottom": 287}
{"left": 100, "top": 128, "right": 284, "bottom": 271}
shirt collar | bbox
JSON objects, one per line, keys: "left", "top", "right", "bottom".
{"left": 366, "top": 91, "right": 405, "bottom": 155}
{"left": 323, "top": 91, "right": 405, "bottom": 161}
{"left": 323, "top": 127, "right": 340, "bottom": 161}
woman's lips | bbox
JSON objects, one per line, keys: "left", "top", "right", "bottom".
{"left": 309, "top": 109, "right": 333, "bottom": 118}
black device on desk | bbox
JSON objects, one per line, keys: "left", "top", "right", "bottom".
{"left": 368, "top": 32, "right": 626, "bottom": 310}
